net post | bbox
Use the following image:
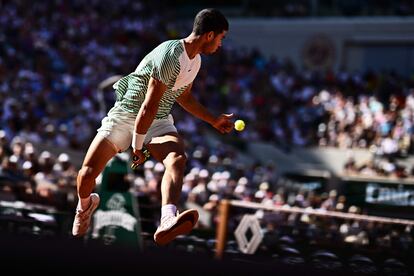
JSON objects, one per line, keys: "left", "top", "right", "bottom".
{"left": 215, "top": 199, "right": 230, "bottom": 260}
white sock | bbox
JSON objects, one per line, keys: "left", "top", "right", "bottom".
{"left": 77, "top": 195, "right": 91, "bottom": 212}
{"left": 161, "top": 204, "right": 177, "bottom": 221}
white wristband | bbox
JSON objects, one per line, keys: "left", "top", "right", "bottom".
{"left": 132, "top": 133, "right": 145, "bottom": 151}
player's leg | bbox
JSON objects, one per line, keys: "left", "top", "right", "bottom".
{"left": 146, "top": 132, "right": 199, "bottom": 245}
{"left": 146, "top": 132, "right": 186, "bottom": 206}
{"left": 72, "top": 134, "right": 118, "bottom": 236}
{"left": 72, "top": 102, "right": 135, "bottom": 236}
{"left": 77, "top": 134, "right": 118, "bottom": 197}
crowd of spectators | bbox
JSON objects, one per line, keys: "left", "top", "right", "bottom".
{"left": 0, "top": 132, "right": 78, "bottom": 211}
{"left": 131, "top": 155, "right": 414, "bottom": 257}
{"left": 1, "top": 1, "right": 414, "bottom": 263}
{"left": 240, "top": 0, "right": 414, "bottom": 17}
{"left": 131, "top": 157, "right": 414, "bottom": 270}
{"left": 2, "top": 1, "right": 414, "bottom": 152}
{"left": 169, "top": 0, "right": 414, "bottom": 17}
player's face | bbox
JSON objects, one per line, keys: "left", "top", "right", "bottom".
{"left": 202, "top": 31, "right": 227, "bottom": 54}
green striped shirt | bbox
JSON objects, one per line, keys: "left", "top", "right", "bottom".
{"left": 113, "top": 39, "right": 201, "bottom": 119}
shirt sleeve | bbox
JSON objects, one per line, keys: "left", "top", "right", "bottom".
{"left": 151, "top": 48, "right": 181, "bottom": 87}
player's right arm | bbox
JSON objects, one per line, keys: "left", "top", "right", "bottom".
{"left": 131, "top": 77, "right": 167, "bottom": 166}
{"left": 131, "top": 44, "right": 180, "bottom": 165}
{"left": 134, "top": 77, "right": 167, "bottom": 135}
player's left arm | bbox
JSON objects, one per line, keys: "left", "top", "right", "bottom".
{"left": 177, "top": 83, "right": 233, "bottom": 134}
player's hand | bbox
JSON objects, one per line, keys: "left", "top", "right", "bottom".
{"left": 131, "top": 148, "right": 150, "bottom": 170}
{"left": 212, "top": 113, "right": 234, "bottom": 134}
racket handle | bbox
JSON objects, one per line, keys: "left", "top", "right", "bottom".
{"left": 131, "top": 148, "right": 151, "bottom": 170}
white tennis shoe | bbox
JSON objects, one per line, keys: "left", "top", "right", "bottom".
{"left": 72, "top": 193, "right": 100, "bottom": 237}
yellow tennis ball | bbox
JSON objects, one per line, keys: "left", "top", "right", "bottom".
{"left": 234, "top": 119, "right": 245, "bottom": 131}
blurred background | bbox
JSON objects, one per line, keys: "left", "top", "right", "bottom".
{"left": 1, "top": 0, "right": 414, "bottom": 274}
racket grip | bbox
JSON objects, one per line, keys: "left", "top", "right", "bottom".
{"left": 131, "top": 148, "right": 151, "bottom": 170}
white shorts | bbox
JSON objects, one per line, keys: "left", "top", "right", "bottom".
{"left": 96, "top": 102, "right": 177, "bottom": 152}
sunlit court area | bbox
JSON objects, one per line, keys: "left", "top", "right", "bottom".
{"left": 1, "top": 0, "right": 414, "bottom": 274}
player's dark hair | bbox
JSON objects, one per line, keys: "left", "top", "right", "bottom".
{"left": 192, "top": 8, "right": 229, "bottom": 35}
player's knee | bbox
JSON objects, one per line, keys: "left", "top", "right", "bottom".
{"left": 165, "top": 152, "right": 187, "bottom": 171}
{"left": 78, "top": 166, "right": 98, "bottom": 183}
